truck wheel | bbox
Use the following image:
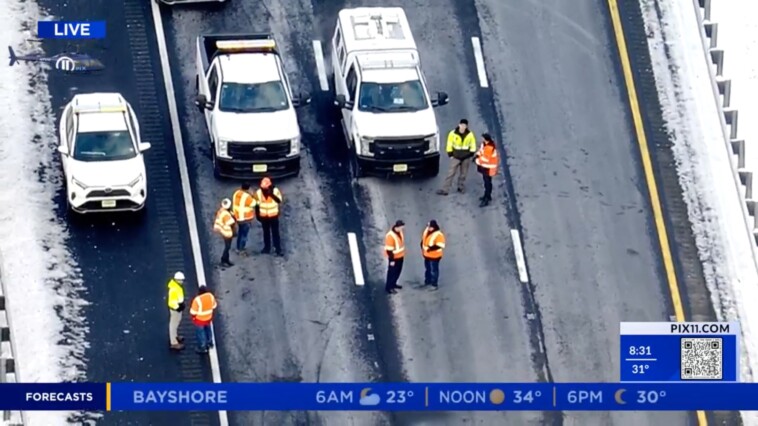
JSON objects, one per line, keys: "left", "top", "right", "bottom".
{"left": 211, "top": 148, "right": 221, "bottom": 179}
{"left": 427, "top": 159, "right": 440, "bottom": 177}
{"left": 350, "top": 154, "right": 365, "bottom": 179}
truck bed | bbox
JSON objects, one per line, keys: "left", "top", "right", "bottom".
{"left": 197, "top": 33, "right": 277, "bottom": 71}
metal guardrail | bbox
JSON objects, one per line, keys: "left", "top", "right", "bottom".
{"left": 692, "top": 0, "right": 758, "bottom": 262}
{"left": 0, "top": 258, "right": 25, "bottom": 425}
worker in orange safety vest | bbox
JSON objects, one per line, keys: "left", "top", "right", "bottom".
{"left": 384, "top": 220, "right": 406, "bottom": 294}
{"left": 213, "top": 198, "right": 236, "bottom": 267}
{"left": 189, "top": 286, "right": 217, "bottom": 354}
{"left": 475, "top": 133, "right": 500, "bottom": 207}
{"left": 254, "top": 177, "right": 284, "bottom": 256}
{"left": 420, "top": 220, "right": 446, "bottom": 290}
{"left": 232, "top": 182, "right": 256, "bottom": 255}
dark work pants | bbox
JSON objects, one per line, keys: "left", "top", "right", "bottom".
{"left": 260, "top": 217, "right": 281, "bottom": 252}
{"left": 385, "top": 258, "right": 404, "bottom": 291}
{"left": 424, "top": 258, "right": 440, "bottom": 286}
{"left": 221, "top": 237, "right": 232, "bottom": 263}
{"left": 482, "top": 173, "right": 493, "bottom": 200}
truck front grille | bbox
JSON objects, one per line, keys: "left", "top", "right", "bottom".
{"left": 370, "top": 138, "right": 429, "bottom": 160}
{"left": 87, "top": 189, "right": 131, "bottom": 198}
{"left": 228, "top": 140, "right": 291, "bottom": 161}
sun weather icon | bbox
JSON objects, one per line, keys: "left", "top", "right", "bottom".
{"left": 359, "top": 388, "right": 381, "bottom": 406}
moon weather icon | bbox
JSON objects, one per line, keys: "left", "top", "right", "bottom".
{"left": 359, "top": 388, "right": 381, "bottom": 406}
{"left": 614, "top": 389, "right": 627, "bottom": 405}
{"left": 489, "top": 389, "right": 505, "bottom": 405}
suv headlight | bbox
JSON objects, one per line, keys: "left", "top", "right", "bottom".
{"left": 128, "top": 174, "right": 144, "bottom": 187}
{"left": 424, "top": 133, "right": 439, "bottom": 154}
{"left": 359, "top": 136, "right": 374, "bottom": 157}
{"left": 289, "top": 136, "right": 301, "bottom": 156}
{"left": 217, "top": 139, "right": 230, "bottom": 158}
{"left": 72, "top": 177, "right": 89, "bottom": 190}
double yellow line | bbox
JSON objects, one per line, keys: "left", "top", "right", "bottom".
{"left": 605, "top": 0, "right": 707, "bottom": 424}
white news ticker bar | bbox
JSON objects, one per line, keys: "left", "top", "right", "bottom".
{"left": 620, "top": 322, "right": 740, "bottom": 335}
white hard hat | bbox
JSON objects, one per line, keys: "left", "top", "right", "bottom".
{"left": 174, "top": 271, "right": 185, "bottom": 281}
{"left": 221, "top": 198, "right": 232, "bottom": 209}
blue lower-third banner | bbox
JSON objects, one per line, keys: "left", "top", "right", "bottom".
{"left": 3, "top": 383, "right": 758, "bottom": 411}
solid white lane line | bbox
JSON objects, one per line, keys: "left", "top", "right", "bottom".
{"left": 148, "top": 3, "right": 228, "bottom": 426}
{"left": 312, "top": 40, "right": 329, "bottom": 91}
{"left": 510, "top": 229, "right": 529, "bottom": 283}
{"left": 348, "top": 233, "right": 365, "bottom": 286}
{"left": 471, "top": 37, "right": 489, "bottom": 88}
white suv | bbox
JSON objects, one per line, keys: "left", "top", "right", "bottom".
{"left": 57, "top": 93, "right": 151, "bottom": 214}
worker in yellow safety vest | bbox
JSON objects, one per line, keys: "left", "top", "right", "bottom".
{"left": 232, "top": 182, "right": 256, "bottom": 255}
{"left": 213, "top": 198, "right": 236, "bottom": 267}
{"left": 438, "top": 118, "right": 477, "bottom": 195}
{"left": 167, "top": 271, "right": 186, "bottom": 351}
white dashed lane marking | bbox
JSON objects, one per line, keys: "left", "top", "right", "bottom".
{"left": 511, "top": 229, "right": 529, "bottom": 283}
{"left": 348, "top": 232, "right": 365, "bottom": 286}
{"left": 312, "top": 40, "right": 329, "bottom": 92}
{"left": 471, "top": 36, "right": 489, "bottom": 88}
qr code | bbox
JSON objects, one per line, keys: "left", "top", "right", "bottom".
{"left": 681, "top": 337, "right": 723, "bottom": 380}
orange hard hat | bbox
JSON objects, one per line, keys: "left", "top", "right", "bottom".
{"left": 260, "top": 177, "right": 272, "bottom": 189}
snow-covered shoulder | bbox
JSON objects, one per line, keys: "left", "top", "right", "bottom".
{"left": 639, "top": 0, "right": 758, "bottom": 423}
{"left": 0, "top": 1, "right": 90, "bottom": 424}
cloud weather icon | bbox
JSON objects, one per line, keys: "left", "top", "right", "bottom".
{"left": 359, "top": 388, "right": 381, "bottom": 406}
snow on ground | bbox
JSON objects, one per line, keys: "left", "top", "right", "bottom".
{"left": 710, "top": 0, "right": 758, "bottom": 198}
{"left": 639, "top": 0, "right": 758, "bottom": 423}
{"left": 0, "top": 1, "right": 90, "bottom": 425}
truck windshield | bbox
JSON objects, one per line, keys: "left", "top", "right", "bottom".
{"left": 219, "top": 82, "right": 289, "bottom": 113}
{"left": 358, "top": 80, "right": 428, "bottom": 113}
{"left": 73, "top": 131, "right": 137, "bottom": 162}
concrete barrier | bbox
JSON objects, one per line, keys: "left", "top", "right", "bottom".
{"left": 0, "top": 258, "right": 25, "bottom": 425}
{"left": 692, "top": 0, "right": 758, "bottom": 261}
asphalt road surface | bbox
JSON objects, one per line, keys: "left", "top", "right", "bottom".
{"left": 39, "top": 0, "right": 216, "bottom": 424}
{"left": 32, "top": 0, "right": 707, "bottom": 424}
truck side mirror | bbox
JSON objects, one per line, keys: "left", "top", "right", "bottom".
{"left": 138, "top": 142, "right": 152, "bottom": 152}
{"left": 57, "top": 145, "right": 69, "bottom": 156}
{"left": 292, "top": 93, "right": 312, "bottom": 108}
{"left": 334, "top": 94, "right": 354, "bottom": 110}
{"left": 195, "top": 94, "right": 213, "bottom": 111}
{"left": 432, "top": 92, "right": 449, "bottom": 107}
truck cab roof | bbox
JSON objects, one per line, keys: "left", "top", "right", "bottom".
{"left": 338, "top": 7, "right": 417, "bottom": 55}
{"left": 216, "top": 53, "right": 282, "bottom": 84}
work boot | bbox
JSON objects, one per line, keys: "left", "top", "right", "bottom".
{"left": 196, "top": 347, "right": 209, "bottom": 354}
{"left": 275, "top": 250, "right": 284, "bottom": 257}
{"left": 238, "top": 250, "right": 248, "bottom": 257}
{"left": 394, "top": 285, "right": 403, "bottom": 290}
{"left": 177, "top": 336, "right": 185, "bottom": 343}
{"left": 479, "top": 198, "right": 490, "bottom": 207}
{"left": 436, "top": 189, "right": 448, "bottom": 196}
{"left": 457, "top": 187, "right": 465, "bottom": 193}
{"left": 170, "top": 343, "right": 185, "bottom": 351}
{"left": 386, "top": 288, "right": 397, "bottom": 294}
{"left": 221, "top": 260, "right": 234, "bottom": 267}
{"left": 428, "top": 286, "right": 439, "bottom": 292}
{"left": 261, "top": 248, "right": 271, "bottom": 254}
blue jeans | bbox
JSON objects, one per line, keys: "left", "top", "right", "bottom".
{"left": 195, "top": 324, "right": 213, "bottom": 350}
{"left": 236, "top": 221, "right": 251, "bottom": 250}
{"left": 424, "top": 259, "right": 440, "bottom": 286}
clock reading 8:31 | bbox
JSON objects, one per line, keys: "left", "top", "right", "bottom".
{"left": 628, "top": 345, "right": 652, "bottom": 356}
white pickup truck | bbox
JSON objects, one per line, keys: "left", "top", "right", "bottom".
{"left": 195, "top": 34, "right": 310, "bottom": 179}
{"left": 332, "top": 7, "right": 449, "bottom": 178}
